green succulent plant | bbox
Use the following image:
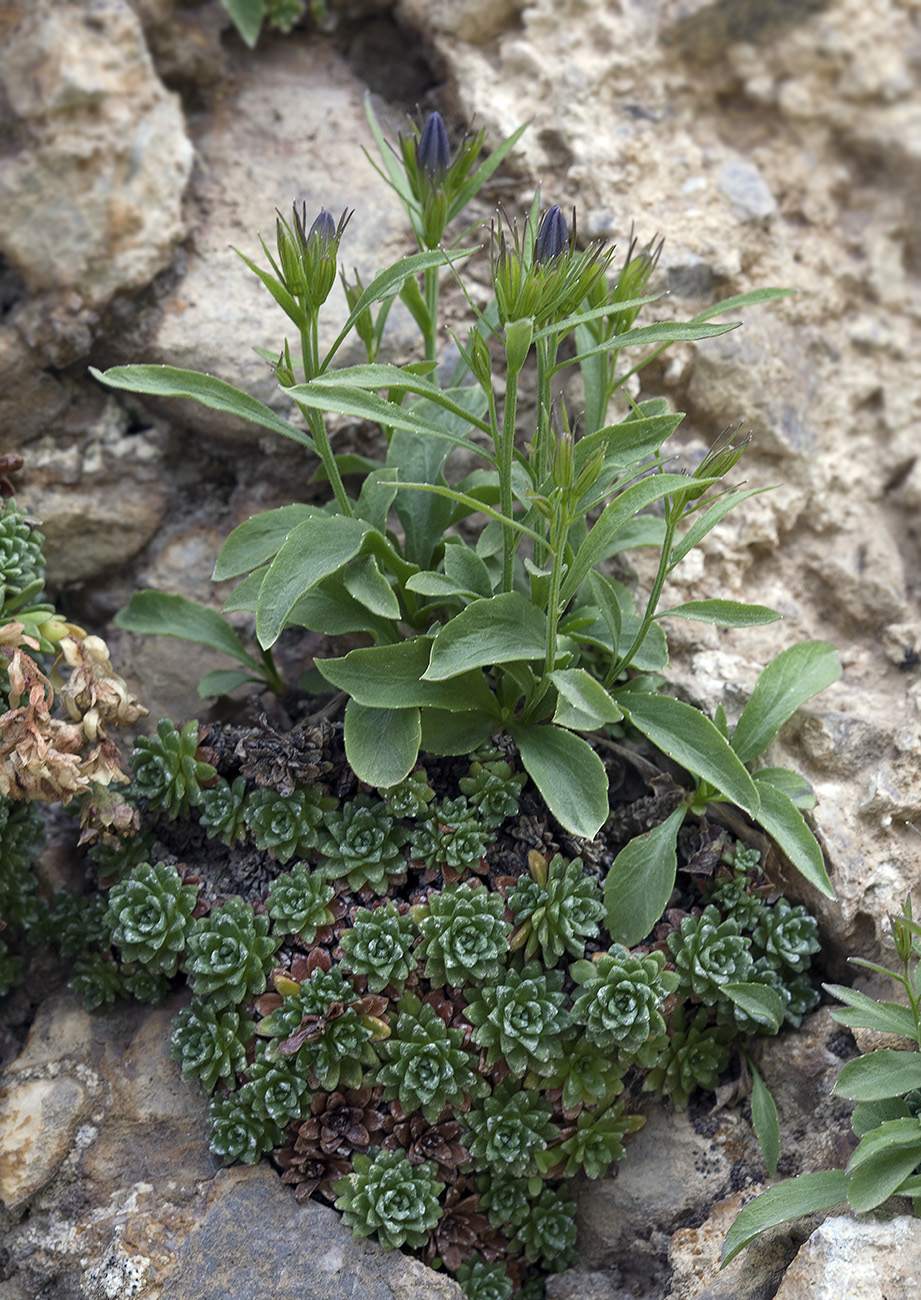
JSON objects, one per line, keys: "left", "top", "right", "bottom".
{"left": 458, "top": 760, "right": 527, "bottom": 828}
{"left": 245, "top": 1042, "right": 313, "bottom": 1125}
{"left": 643, "top": 1005, "right": 736, "bottom": 1107}
{"left": 207, "top": 1087, "right": 287, "bottom": 1165}
{"left": 266, "top": 862, "right": 335, "bottom": 942}
{"left": 170, "top": 998, "right": 256, "bottom": 1092}
{"left": 88, "top": 829, "right": 156, "bottom": 883}
{"left": 198, "top": 776, "right": 249, "bottom": 847}
{"left": 667, "top": 906, "right": 754, "bottom": 1005}
{"left": 246, "top": 784, "right": 327, "bottom": 863}
{"left": 465, "top": 962, "right": 569, "bottom": 1076}
{"left": 455, "top": 1256, "right": 514, "bottom": 1300}
{"left": 414, "top": 883, "right": 509, "bottom": 988}
{"left": 70, "top": 952, "right": 128, "bottom": 1011}
{"left": 437, "top": 796, "right": 494, "bottom": 871}
{"left": 535, "top": 1100, "right": 644, "bottom": 1178}
{"left": 510, "top": 1185, "right": 579, "bottom": 1269}
{"left": 781, "top": 971, "right": 821, "bottom": 1027}
{"left": 256, "top": 965, "right": 381, "bottom": 1090}
{"left": 0, "top": 499, "right": 44, "bottom": 599}
{"left": 508, "top": 851, "right": 603, "bottom": 964}
{"left": 751, "top": 898, "right": 821, "bottom": 973}
{"left": 530, "top": 1031, "right": 626, "bottom": 1111}
{"left": 0, "top": 799, "right": 44, "bottom": 871}
{"left": 131, "top": 718, "right": 217, "bottom": 818}
{"left": 465, "top": 1080, "right": 558, "bottom": 1177}
{"left": 334, "top": 1147, "right": 444, "bottom": 1249}
{"left": 379, "top": 769, "right": 436, "bottom": 819}
{"left": 183, "top": 896, "right": 281, "bottom": 1008}
{"left": 375, "top": 993, "right": 485, "bottom": 1121}
{"left": 48, "top": 891, "right": 109, "bottom": 959}
{"left": 570, "top": 946, "right": 677, "bottom": 1059}
{"left": 122, "top": 965, "right": 173, "bottom": 1002}
{"left": 104, "top": 861, "right": 199, "bottom": 976}
{"left": 338, "top": 902, "right": 419, "bottom": 993}
{"left": 475, "top": 1173, "right": 535, "bottom": 1230}
{"left": 316, "top": 794, "right": 410, "bottom": 890}
{"left": 705, "top": 864, "right": 769, "bottom": 933}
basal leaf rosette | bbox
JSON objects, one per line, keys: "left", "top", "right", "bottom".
{"left": 334, "top": 1147, "right": 444, "bottom": 1249}
{"left": 379, "top": 769, "right": 435, "bottom": 819}
{"left": 130, "top": 718, "right": 216, "bottom": 818}
{"left": 414, "top": 882, "right": 509, "bottom": 988}
{"left": 464, "top": 962, "right": 569, "bottom": 1077}
{"left": 437, "top": 797, "right": 495, "bottom": 873}
{"left": 751, "top": 898, "right": 821, "bottom": 973}
{"left": 339, "top": 902, "right": 419, "bottom": 993}
{"left": 183, "top": 896, "right": 281, "bottom": 1008}
{"left": 244, "top": 1041, "right": 313, "bottom": 1126}
{"left": 457, "top": 760, "right": 526, "bottom": 828}
{"left": 246, "top": 784, "right": 328, "bottom": 864}
{"left": 266, "top": 861, "right": 335, "bottom": 943}
{"left": 198, "top": 775, "right": 249, "bottom": 848}
{"left": 170, "top": 998, "right": 255, "bottom": 1092}
{"left": 455, "top": 1256, "right": 514, "bottom": 1300}
{"left": 208, "top": 1086, "right": 286, "bottom": 1165}
{"left": 317, "top": 794, "right": 410, "bottom": 891}
{"left": 509, "top": 1184, "right": 579, "bottom": 1270}
{"left": 643, "top": 1005, "right": 736, "bottom": 1108}
{"left": 667, "top": 906, "right": 753, "bottom": 1005}
{"left": 465, "top": 1080, "right": 558, "bottom": 1177}
{"left": 475, "top": 1173, "right": 535, "bottom": 1231}
{"left": 508, "top": 851, "right": 604, "bottom": 964}
{"left": 104, "top": 860, "right": 198, "bottom": 975}
{"left": 535, "top": 1100, "right": 645, "bottom": 1179}
{"left": 570, "top": 946, "right": 677, "bottom": 1061}
{"left": 0, "top": 498, "right": 45, "bottom": 597}
{"left": 530, "top": 1030, "right": 626, "bottom": 1111}
{"left": 375, "top": 992, "right": 485, "bottom": 1122}
{"left": 256, "top": 965, "right": 382, "bottom": 1090}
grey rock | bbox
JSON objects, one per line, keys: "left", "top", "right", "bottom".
{"left": 774, "top": 1214, "right": 921, "bottom": 1300}
{"left": 716, "top": 161, "right": 777, "bottom": 224}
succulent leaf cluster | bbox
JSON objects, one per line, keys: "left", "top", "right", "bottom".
{"left": 0, "top": 500, "right": 44, "bottom": 601}
{"left": 246, "top": 784, "right": 327, "bottom": 863}
{"left": 198, "top": 776, "right": 249, "bottom": 847}
{"left": 458, "top": 760, "right": 527, "bottom": 827}
{"left": 170, "top": 998, "right": 256, "bottom": 1092}
{"left": 105, "top": 860, "right": 199, "bottom": 976}
{"left": 334, "top": 1147, "right": 444, "bottom": 1249}
{"left": 131, "top": 718, "right": 216, "bottom": 818}
{"left": 570, "top": 946, "right": 677, "bottom": 1058}
{"left": 465, "top": 963, "right": 569, "bottom": 1076}
{"left": 266, "top": 862, "right": 334, "bottom": 942}
{"left": 508, "top": 852, "right": 603, "bottom": 963}
{"left": 257, "top": 965, "right": 381, "bottom": 1090}
{"left": 317, "top": 794, "right": 410, "bottom": 890}
{"left": 643, "top": 1006, "right": 736, "bottom": 1108}
{"left": 415, "top": 883, "right": 509, "bottom": 987}
{"left": 509, "top": 1186, "right": 578, "bottom": 1268}
{"left": 465, "top": 1081, "right": 558, "bottom": 1177}
{"left": 667, "top": 906, "right": 754, "bottom": 1005}
{"left": 338, "top": 902, "right": 419, "bottom": 992}
{"left": 184, "top": 896, "right": 281, "bottom": 1008}
{"left": 536, "top": 1101, "right": 644, "bottom": 1179}
{"left": 376, "top": 993, "right": 484, "bottom": 1121}
{"left": 208, "top": 1088, "right": 286, "bottom": 1165}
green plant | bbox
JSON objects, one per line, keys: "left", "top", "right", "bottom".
{"left": 104, "top": 860, "right": 199, "bottom": 976}
{"left": 266, "top": 861, "right": 335, "bottom": 941}
{"left": 245, "top": 1042, "right": 313, "bottom": 1125}
{"left": 170, "top": 998, "right": 256, "bottom": 1092}
{"left": 184, "top": 895, "right": 281, "bottom": 1008}
{"left": 465, "top": 1080, "right": 559, "bottom": 1177}
{"left": 530, "top": 1031, "right": 626, "bottom": 1110}
{"left": 570, "top": 946, "right": 677, "bottom": 1059}
{"left": 668, "top": 906, "right": 754, "bottom": 1006}
{"left": 338, "top": 902, "right": 419, "bottom": 993}
{"left": 316, "top": 794, "right": 409, "bottom": 890}
{"left": 644, "top": 1005, "right": 736, "bottom": 1109}
{"left": 458, "top": 760, "right": 527, "bottom": 828}
{"left": 535, "top": 1100, "right": 645, "bottom": 1179}
{"left": 464, "top": 962, "right": 569, "bottom": 1076}
{"left": 508, "top": 850, "right": 604, "bottom": 963}
{"left": 751, "top": 898, "right": 821, "bottom": 973}
{"left": 246, "top": 783, "right": 328, "bottom": 863}
{"left": 375, "top": 992, "right": 485, "bottom": 1121}
{"left": 208, "top": 1087, "right": 286, "bottom": 1165}
{"left": 723, "top": 895, "right": 921, "bottom": 1266}
{"left": 456, "top": 1256, "right": 514, "bottom": 1300}
{"left": 334, "top": 1147, "right": 444, "bottom": 1249}
{"left": 414, "top": 882, "right": 509, "bottom": 987}
{"left": 509, "top": 1185, "right": 578, "bottom": 1268}
{"left": 198, "top": 776, "right": 249, "bottom": 847}
{"left": 131, "top": 718, "right": 216, "bottom": 818}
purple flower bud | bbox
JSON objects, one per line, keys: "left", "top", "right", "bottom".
{"left": 307, "top": 208, "right": 337, "bottom": 250}
{"left": 534, "top": 205, "right": 569, "bottom": 264}
{"left": 416, "top": 111, "right": 451, "bottom": 178}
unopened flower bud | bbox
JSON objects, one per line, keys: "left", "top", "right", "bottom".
{"left": 468, "top": 327, "right": 492, "bottom": 389}
{"left": 505, "top": 316, "right": 534, "bottom": 374}
{"left": 534, "top": 205, "right": 569, "bottom": 265}
{"left": 307, "top": 207, "right": 337, "bottom": 251}
{"left": 416, "top": 111, "right": 451, "bottom": 179}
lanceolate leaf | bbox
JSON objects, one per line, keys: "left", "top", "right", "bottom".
{"left": 91, "top": 365, "right": 316, "bottom": 451}
{"left": 214, "top": 504, "right": 322, "bottom": 581}
{"left": 423, "top": 592, "right": 547, "bottom": 681}
{"left": 602, "top": 806, "right": 685, "bottom": 947}
{"left": 721, "top": 1171, "right": 850, "bottom": 1266}
{"left": 550, "top": 669, "right": 623, "bottom": 730}
{"left": 724, "top": 984, "right": 784, "bottom": 1032}
{"left": 752, "top": 778, "right": 834, "bottom": 899}
{"left": 825, "top": 985, "right": 918, "bottom": 1040}
{"left": 618, "top": 693, "right": 760, "bottom": 818}
{"left": 655, "top": 599, "right": 781, "bottom": 628}
{"left": 317, "top": 639, "right": 498, "bottom": 714}
{"left": 114, "top": 591, "right": 260, "bottom": 669}
{"left": 669, "top": 486, "right": 772, "bottom": 567}
{"left": 509, "top": 723, "right": 610, "bottom": 840}
{"left": 556, "top": 320, "right": 740, "bottom": 374}
{"left": 835, "top": 1050, "right": 921, "bottom": 1101}
{"left": 745, "top": 1055, "right": 780, "bottom": 1177}
{"left": 343, "top": 700, "right": 421, "bottom": 787}
{"left": 847, "top": 1143, "right": 921, "bottom": 1213}
{"left": 731, "top": 641, "right": 841, "bottom": 765}
{"left": 255, "top": 515, "right": 371, "bottom": 648}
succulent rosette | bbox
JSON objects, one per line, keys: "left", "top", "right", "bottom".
{"left": 464, "top": 962, "right": 569, "bottom": 1076}
{"left": 414, "top": 882, "right": 509, "bottom": 988}
{"left": 465, "top": 1080, "right": 558, "bottom": 1177}
{"left": 507, "top": 851, "right": 604, "bottom": 964}
{"left": 317, "top": 794, "right": 410, "bottom": 891}
{"left": 170, "top": 998, "right": 255, "bottom": 1093}
{"left": 183, "top": 896, "right": 281, "bottom": 1008}
{"left": 104, "top": 860, "right": 198, "bottom": 976}
{"left": 338, "top": 902, "right": 419, "bottom": 993}
{"left": 131, "top": 718, "right": 216, "bottom": 818}
{"left": 667, "top": 906, "right": 754, "bottom": 1005}
{"left": 375, "top": 993, "right": 485, "bottom": 1121}
{"left": 334, "top": 1147, "right": 444, "bottom": 1249}
{"left": 570, "top": 946, "right": 677, "bottom": 1058}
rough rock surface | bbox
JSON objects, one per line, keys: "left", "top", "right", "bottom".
{"left": 2, "top": 0, "right": 921, "bottom": 1297}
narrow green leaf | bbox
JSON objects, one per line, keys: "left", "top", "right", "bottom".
{"left": 342, "top": 556, "right": 401, "bottom": 619}
{"left": 670, "top": 486, "right": 773, "bottom": 567}
{"left": 690, "top": 287, "right": 795, "bottom": 324}
{"left": 848, "top": 1143, "right": 921, "bottom": 1213}
{"left": 197, "top": 669, "right": 257, "bottom": 697}
{"left": 255, "top": 515, "right": 371, "bottom": 649}
{"left": 446, "top": 119, "right": 530, "bottom": 221}
{"left": 423, "top": 593, "right": 547, "bottom": 681}
{"left": 848, "top": 1117, "right": 921, "bottom": 1170}
{"left": 721, "top": 1171, "right": 850, "bottom": 1267}
{"left": 731, "top": 641, "right": 842, "bottom": 765}
{"left": 852, "top": 1099, "right": 912, "bottom": 1138}
{"left": 218, "top": 0, "right": 262, "bottom": 46}
{"left": 588, "top": 571, "right": 622, "bottom": 655}
{"left": 575, "top": 413, "right": 684, "bottom": 476}
{"left": 746, "top": 1055, "right": 780, "bottom": 1176}
{"left": 724, "top": 983, "right": 785, "bottom": 1032}
{"left": 234, "top": 245, "right": 308, "bottom": 330}
{"left": 91, "top": 366, "right": 316, "bottom": 451}
{"left": 557, "top": 320, "right": 740, "bottom": 374}
{"left": 835, "top": 1050, "right": 921, "bottom": 1101}
{"left": 655, "top": 599, "right": 781, "bottom": 628}
{"left": 550, "top": 669, "right": 623, "bottom": 730}
{"left": 603, "top": 807, "right": 685, "bottom": 947}
{"left": 114, "top": 591, "right": 259, "bottom": 668}
{"left": 213, "top": 504, "right": 322, "bottom": 581}
{"left": 317, "top": 639, "right": 498, "bottom": 714}
{"left": 419, "top": 707, "right": 496, "bottom": 755}
{"left": 509, "top": 723, "right": 610, "bottom": 841}
{"left": 532, "top": 293, "right": 663, "bottom": 341}
{"left": 404, "top": 571, "right": 473, "bottom": 600}
{"left": 753, "top": 766, "right": 816, "bottom": 809}
{"left": 310, "top": 366, "right": 491, "bottom": 435}
{"left": 825, "top": 985, "right": 918, "bottom": 1040}
{"left": 343, "top": 700, "right": 421, "bottom": 787}
{"left": 222, "top": 567, "right": 267, "bottom": 614}
{"left": 619, "top": 693, "right": 760, "bottom": 818}
{"left": 752, "top": 778, "right": 834, "bottom": 899}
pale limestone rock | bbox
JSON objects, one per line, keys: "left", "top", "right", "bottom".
{"left": 0, "top": 1074, "right": 90, "bottom": 1211}
{"left": 397, "top": 0, "right": 526, "bottom": 44}
{"left": 0, "top": 0, "right": 193, "bottom": 306}
{"left": 774, "top": 1215, "right": 921, "bottom": 1300}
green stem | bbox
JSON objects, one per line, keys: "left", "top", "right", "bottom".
{"left": 605, "top": 506, "right": 679, "bottom": 685}
{"left": 534, "top": 335, "right": 553, "bottom": 568}
{"left": 543, "top": 501, "right": 566, "bottom": 677}
{"left": 423, "top": 265, "right": 439, "bottom": 362}
{"left": 501, "top": 365, "right": 520, "bottom": 593}
{"left": 296, "top": 311, "right": 351, "bottom": 517}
